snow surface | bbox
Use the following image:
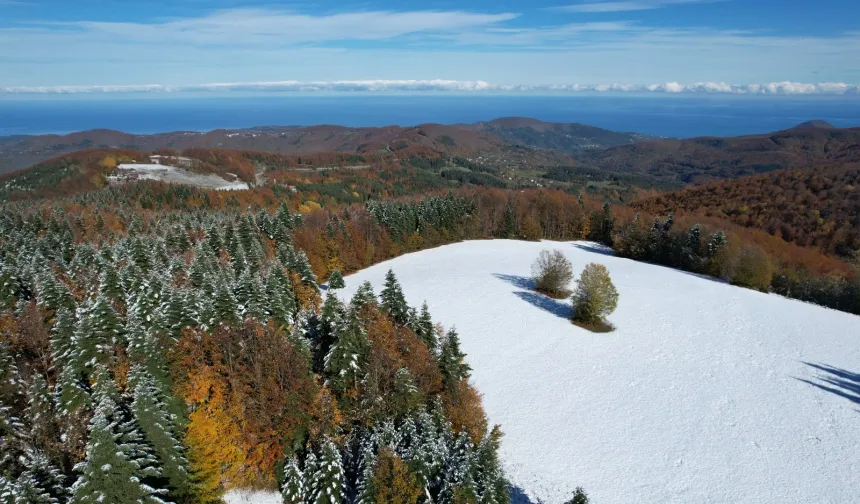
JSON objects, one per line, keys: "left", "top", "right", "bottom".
{"left": 330, "top": 239, "right": 860, "bottom": 504}
{"left": 111, "top": 163, "right": 250, "bottom": 191}
{"left": 224, "top": 490, "right": 281, "bottom": 504}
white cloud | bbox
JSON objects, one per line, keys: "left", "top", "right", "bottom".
{"left": 558, "top": 0, "right": 713, "bottom": 13}
{"left": 2, "top": 80, "right": 857, "bottom": 95}
{"left": 69, "top": 8, "right": 519, "bottom": 46}
{"left": 1, "top": 7, "right": 859, "bottom": 86}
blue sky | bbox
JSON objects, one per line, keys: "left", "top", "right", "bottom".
{"left": 1, "top": 0, "right": 858, "bottom": 93}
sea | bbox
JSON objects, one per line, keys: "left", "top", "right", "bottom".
{"left": 1, "top": 94, "right": 859, "bottom": 139}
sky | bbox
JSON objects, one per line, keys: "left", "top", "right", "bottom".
{"left": 1, "top": 0, "right": 859, "bottom": 94}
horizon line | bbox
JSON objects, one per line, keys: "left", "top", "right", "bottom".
{"left": 2, "top": 80, "right": 860, "bottom": 96}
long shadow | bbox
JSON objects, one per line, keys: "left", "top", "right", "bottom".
{"left": 514, "top": 290, "right": 572, "bottom": 319}
{"left": 509, "top": 485, "right": 541, "bottom": 504}
{"left": 493, "top": 273, "right": 534, "bottom": 290}
{"left": 796, "top": 362, "right": 860, "bottom": 408}
{"left": 572, "top": 242, "right": 616, "bottom": 257}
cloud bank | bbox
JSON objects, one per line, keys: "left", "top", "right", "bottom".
{"left": 1, "top": 80, "right": 858, "bottom": 95}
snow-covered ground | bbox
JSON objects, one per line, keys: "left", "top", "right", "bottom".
{"left": 329, "top": 239, "right": 860, "bottom": 504}
{"left": 224, "top": 490, "right": 282, "bottom": 504}
{"left": 110, "top": 163, "right": 249, "bottom": 191}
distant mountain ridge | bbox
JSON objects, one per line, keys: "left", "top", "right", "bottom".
{"left": 0, "top": 118, "right": 647, "bottom": 175}
{"left": 573, "top": 123, "right": 860, "bottom": 185}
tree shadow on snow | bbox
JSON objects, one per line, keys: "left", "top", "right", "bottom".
{"left": 796, "top": 362, "right": 860, "bottom": 410}
{"left": 493, "top": 273, "right": 535, "bottom": 290}
{"left": 514, "top": 291, "right": 572, "bottom": 319}
{"left": 509, "top": 485, "right": 542, "bottom": 504}
{"left": 572, "top": 242, "right": 615, "bottom": 257}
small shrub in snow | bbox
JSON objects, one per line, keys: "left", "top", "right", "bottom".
{"left": 730, "top": 246, "right": 773, "bottom": 291}
{"left": 565, "top": 487, "right": 590, "bottom": 504}
{"left": 571, "top": 263, "right": 619, "bottom": 326}
{"left": 531, "top": 250, "right": 573, "bottom": 298}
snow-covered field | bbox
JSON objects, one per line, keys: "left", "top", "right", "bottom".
{"left": 224, "top": 490, "right": 281, "bottom": 504}
{"left": 329, "top": 239, "right": 860, "bottom": 504}
{"left": 110, "top": 163, "right": 249, "bottom": 191}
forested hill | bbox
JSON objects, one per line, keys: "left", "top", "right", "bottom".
{"left": 451, "top": 117, "right": 659, "bottom": 154}
{"left": 631, "top": 163, "right": 860, "bottom": 258}
{"left": 0, "top": 117, "right": 639, "bottom": 175}
{"left": 573, "top": 123, "right": 860, "bottom": 185}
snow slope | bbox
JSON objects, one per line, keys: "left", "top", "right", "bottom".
{"left": 110, "top": 163, "right": 250, "bottom": 191}
{"left": 333, "top": 239, "right": 860, "bottom": 504}
{"left": 224, "top": 490, "right": 281, "bottom": 504}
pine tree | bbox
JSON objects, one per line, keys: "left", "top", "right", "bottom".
{"left": 24, "top": 375, "right": 61, "bottom": 462}
{"left": 212, "top": 279, "right": 239, "bottom": 327}
{"left": 355, "top": 439, "right": 377, "bottom": 504}
{"left": 281, "top": 457, "right": 304, "bottom": 504}
{"left": 327, "top": 270, "right": 345, "bottom": 290}
{"left": 472, "top": 427, "right": 509, "bottom": 504}
{"left": 98, "top": 263, "right": 123, "bottom": 303}
{"left": 309, "top": 440, "right": 345, "bottom": 504}
{"left": 438, "top": 329, "right": 471, "bottom": 391}
{"left": 324, "top": 315, "right": 369, "bottom": 394}
{"left": 49, "top": 307, "right": 75, "bottom": 366}
{"left": 293, "top": 251, "right": 318, "bottom": 289}
{"left": 89, "top": 293, "right": 123, "bottom": 346}
{"left": 350, "top": 282, "right": 377, "bottom": 311}
{"left": 203, "top": 227, "right": 223, "bottom": 256}
{"left": 380, "top": 270, "right": 408, "bottom": 325}
{"left": 416, "top": 303, "right": 436, "bottom": 352}
{"left": 70, "top": 367, "right": 168, "bottom": 504}
{"left": 15, "top": 448, "right": 67, "bottom": 504}
{"left": 130, "top": 365, "right": 191, "bottom": 503}
{"left": 266, "top": 267, "right": 296, "bottom": 330}
{"left": 708, "top": 231, "right": 727, "bottom": 258}
{"left": 316, "top": 294, "right": 347, "bottom": 373}
{"left": 36, "top": 272, "right": 74, "bottom": 314}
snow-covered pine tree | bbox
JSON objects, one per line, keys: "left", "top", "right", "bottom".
{"left": 327, "top": 270, "right": 345, "bottom": 290}
{"left": 380, "top": 270, "right": 409, "bottom": 325}
{"left": 36, "top": 271, "right": 74, "bottom": 314}
{"left": 15, "top": 448, "right": 67, "bottom": 504}
{"left": 354, "top": 437, "right": 377, "bottom": 504}
{"left": 212, "top": 278, "right": 240, "bottom": 327}
{"left": 438, "top": 328, "right": 471, "bottom": 391}
{"left": 439, "top": 431, "right": 477, "bottom": 504}
{"left": 708, "top": 230, "right": 727, "bottom": 258}
{"left": 97, "top": 263, "right": 123, "bottom": 304}
{"left": 294, "top": 251, "right": 318, "bottom": 289}
{"left": 309, "top": 439, "right": 345, "bottom": 504}
{"left": 281, "top": 457, "right": 304, "bottom": 504}
{"left": 23, "top": 375, "right": 60, "bottom": 463}
{"left": 203, "top": 226, "right": 223, "bottom": 256}
{"left": 70, "top": 366, "right": 168, "bottom": 504}
{"left": 129, "top": 365, "right": 191, "bottom": 503}
{"left": 350, "top": 282, "right": 377, "bottom": 312}
{"left": 265, "top": 267, "right": 296, "bottom": 330}
{"left": 316, "top": 294, "right": 347, "bottom": 373}
{"left": 472, "top": 426, "right": 509, "bottom": 504}
{"left": 324, "top": 315, "right": 369, "bottom": 394}
{"left": 416, "top": 303, "right": 436, "bottom": 353}
{"left": 49, "top": 307, "right": 75, "bottom": 368}
{"left": 89, "top": 293, "right": 123, "bottom": 347}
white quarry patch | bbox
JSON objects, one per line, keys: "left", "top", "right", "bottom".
{"left": 110, "top": 163, "right": 249, "bottom": 191}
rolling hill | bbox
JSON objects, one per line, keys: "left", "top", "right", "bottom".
{"left": 452, "top": 117, "right": 658, "bottom": 153}
{"left": 0, "top": 118, "right": 643, "bottom": 176}
{"left": 574, "top": 123, "right": 860, "bottom": 185}
{"left": 631, "top": 163, "right": 860, "bottom": 257}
